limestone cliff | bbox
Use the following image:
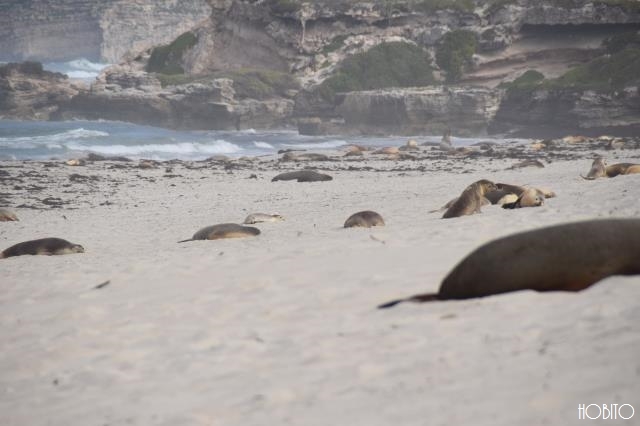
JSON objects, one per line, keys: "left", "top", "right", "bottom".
{"left": 0, "top": 0, "right": 211, "bottom": 63}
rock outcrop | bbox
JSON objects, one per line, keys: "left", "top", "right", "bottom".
{"left": 52, "top": 68, "right": 293, "bottom": 130}
{"left": 0, "top": 62, "right": 81, "bottom": 120}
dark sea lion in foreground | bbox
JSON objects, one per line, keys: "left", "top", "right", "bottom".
{"left": 378, "top": 219, "right": 640, "bottom": 308}
{"left": 0, "top": 208, "right": 19, "bottom": 222}
{"left": 344, "top": 211, "right": 385, "bottom": 228}
{"left": 442, "top": 179, "right": 498, "bottom": 219}
{"left": 1, "top": 238, "right": 84, "bottom": 259}
{"left": 178, "top": 223, "right": 260, "bottom": 243}
{"left": 581, "top": 159, "right": 640, "bottom": 179}
{"left": 272, "top": 171, "right": 333, "bottom": 182}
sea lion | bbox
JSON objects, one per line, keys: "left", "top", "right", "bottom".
{"left": 344, "top": 211, "right": 385, "bottom": 228}
{"left": 502, "top": 187, "right": 544, "bottom": 209}
{"left": 581, "top": 159, "right": 640, "bottom": 179}
{"left": 272, "top": 171, "right": 333, "bottom": 182}
{"left": 581, "top": 158, "right": 607, "bottom": 179}
{"left": 178, "top": 223, "right": 260, "bottom": 243}
{"left": 439, "top": 128, "right": 453, "bottom": 151}
{"left": 378, "top": 218, "right": 640, "bottom": 308}
{"left": 399, "top": 139, "right": 420, "bottom": 152}
{"left": 372, "top": 147, "right": 400, "bottom": 155}
{"left": 65, "top": 159, "right": 86, "bottom": 166}
{"left": 0, "top": 208, "right": 19, "bottom": 222}
{"left": 486, "top": 183, "right": 555, "bottom": 205}
{"left": 509, "top": 159, "right": 545, "bottom": 169}
{"left": 1, "top": 237, "right": 84, "bottom": 259}
{"left": 281, "top": 153, "right": 329, "bottom": 162}
{"left": 243, "top": 213, "right": 285, "bottom": 224}
{"left": 442, "top": 180, "right": 498, "bottom": 219}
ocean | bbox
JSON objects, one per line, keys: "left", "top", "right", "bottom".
{"left": 0, "top": 120, "right": 507, "bottom": 161}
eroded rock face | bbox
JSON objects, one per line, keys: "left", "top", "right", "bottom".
{"left": 0, "top": 0, "right": 211, "bottom": 63}
{"left": 489, "top": 86, "right": 640, "bottom": 138}
{"left": 0, "top": 62, "right": 81, "bottom": 120}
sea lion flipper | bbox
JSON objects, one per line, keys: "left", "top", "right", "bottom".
{"left": 377, "top": 292, "right": 440, "bottom": 309}
{"left": 177, "top": 238, "right": 194, "bottom": 243}
{"left": 502, "top": 202, "right": 517, "bottom": 209}
{"left": 580, "top": 175, "right": 595, "bottom": 180}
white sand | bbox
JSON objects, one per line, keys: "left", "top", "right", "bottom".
{"left": 1, "top": 150, "right": 640, "bottom": 425}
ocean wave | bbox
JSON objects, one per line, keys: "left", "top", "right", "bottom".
{"left": 253, "top": 141, "right": 275, "bottom": 149}
{"left": 281, "top": 139, "right": 347, "bottom": 149}
{"left": 65, "top": 140, "right": 244, "bottom": 158}
{"left": 0, "top": 128, "right": 109, "bottom": 148}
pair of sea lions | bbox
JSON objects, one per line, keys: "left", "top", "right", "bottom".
{"left": 581, "top": 158, "right": 640, "bottom": 180}
{"left": 379, "top": 218, "right": 640, "bottom": 308}
{"left": 272, "top": 171, "right": 333, "bottom": 182}
{"left": 442, "top": 180, "right": 498, "bottom": 219}
{"left": 1, "top": 238, "right": 84, "bottom": 259}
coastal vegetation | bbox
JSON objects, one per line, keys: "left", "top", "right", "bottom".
{"left": 155, "top": 68, "right": 299, "bottom": 100}
{"left": 435, "top": 30, "right": 477, "bottom": 83}
{"left": 318, "top": 41, "right": 435, "bottom": 100}
{"left": 146, "top": 32, "right": 198, "bottom": 75}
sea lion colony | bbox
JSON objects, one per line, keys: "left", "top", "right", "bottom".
{"left": 2, "top": 146, "right": 639, "bottom": 305}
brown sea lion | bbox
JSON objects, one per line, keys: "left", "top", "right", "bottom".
{"left": 508, "top": 159, "right": 545, "bottom": 169}
{"left": 0, "top": 208, "right": 19, "bottom": 222}
{"left": 605, "top": 163, "right": 640, "bottom": 177}
{"left": 378, "top": 218, "right": 640, "bottom": 308}
{"left": 243, "top": 213, "right": 285, "bottom": 224}
{"left": 442, "top": 180, "right": 498, "bottom": 219}
{"left": 272, "top": 171, "right": 333, "bottom": 182}
{"left": 178, "top": 223, "right": 260, "bottom": 243}
{"left": 502, "top": 188, "right": 544, "bottom": 209}
{"left": 373, "top": 147, "right": 400, "bottom": 155}
{"left": 1, "top": 238, "right": 84, "bottom": 259}
{"left": 581, "top": 158, "right": 607, "bottom": 179}
{"left": 344, "top": 211, "right": 385, "bottom": 228}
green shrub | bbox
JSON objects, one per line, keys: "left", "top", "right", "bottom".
{"left": 435, "top": 30, "right": 477, "bottom": 82}
{"left": 322, "top": 35, "right": 348, "bottom": 54}
{"left": 413, "top": 0, "right": 474, "bottom": 13}
{"left": 218, "top": 68, "right": 300, "bottom": 100}
{"left": 501, "top": 70, "right": 545, "bottom": 90}
{"left": 146, "top": 32, "right": 198, "bottom": 75}
{"left": 546, "top": 47, "right": 640, "bottom": 91}
{"left": 318, "top": 41, "right": 435, "bottom": 101}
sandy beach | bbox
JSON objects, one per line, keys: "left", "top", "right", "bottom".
{"left": 1, "top": 139, "right": 640, "bottom": 425}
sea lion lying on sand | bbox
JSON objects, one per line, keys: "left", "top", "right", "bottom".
{"left": 502, "top": 187, "right": 545, "bottom": 209}
{"left": 0, "top": 208, "right": 19, "bottom": 222}
{"left": 272, "top": 171, "right": 333, "bottom": 182}
{"left": 442, "top": 180, "right": 498, "bottom": 219}
{"left": 243, "top": 213, "right": 284, "bottom": 224}
{"left": 178, "top": 223, "right": 260, "bottom": 243}
{"left": 1, "top": 238, "right": 84, "bottom": 259}
{"left": 378, "top": 219, "right": 640, "bottom": 307}
{"left": 581, "top": 158, "right": 640, "bottom": 179}
{"left": 344, "top": 211, "right": 385, "bottom": 228}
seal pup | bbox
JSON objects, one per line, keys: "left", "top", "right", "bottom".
{"left": 378, "top": 218, "right": 640, "bottom": 308}
{"left": 0, "top": 208, "right": 19, "bottom": 222}
{"left": 243, "top": 213, "right": 285, "bottom": 224}
{"left": 272, "top": 171, "right": 333, "bottom": 182}
{"left": 442, "top": 179, "right": 498, "bottom": 219}
{"left": 1, "top": 238, "right": 84, "bottom": 259}
{"left": 344, "top": 211, "right": 385, "bottom": 228}
{"left": 178, "top": 223, "right": 260, "bottom": 243}
{"left": 502, "top": 187, "right": 544, "bottom": 209}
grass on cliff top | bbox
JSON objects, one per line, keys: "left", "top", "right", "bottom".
{"left": 146, "top": 32, "right": 198, "bottom": 75}
{"left": 318, "top": 41, "right": 435, "bottom": 101}
{"left": 155, "top": 68, "right": 299, "bottom": 100}
{"left": 487, "top": 0, "right": 640, "bottom": 14}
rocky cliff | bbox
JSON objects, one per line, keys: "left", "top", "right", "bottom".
{"left": 0, "top": 0, "right": 211, "bottom": 63}
{"left": 3, "top": 0, "right": 640, "bottom": 136}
